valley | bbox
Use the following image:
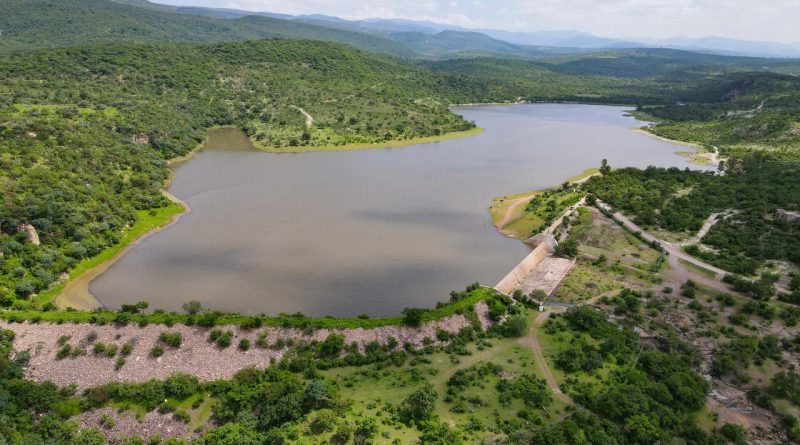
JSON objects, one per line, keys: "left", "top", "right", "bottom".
{"left": 1, "top": 1, "right": 800, "bottom": 444}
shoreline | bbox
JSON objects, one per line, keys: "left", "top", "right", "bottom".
{"left": 44, "top": 125, "right": 484, "bottom": 311}
{"left": 249, "top": 127, "right": 484, "bottom": 153}
{"left": 52, "top": 192, "right": 190, "bottom": 310}
{"left": 490, "top": 168, "right": 600, "bottom": 239}
{"left": 41, "top": 102, "right": 677, "bottom": 316}
{"left": 629, "top": 127, "right": 718, "bottom": 167}
{"left": 166, "top": 124, "right": 236, "bottom": 166}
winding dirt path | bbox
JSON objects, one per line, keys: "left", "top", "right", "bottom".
{"left": 519, "top": 309, "right": 573, "bottom": 404}
{"left": 495, "top": 193, "right": 536, "bottom": 230}
{"left": 290, "top": 105, "right": 314, "bottom": 128}
{"left": 597, "top": 200, "right": 727, "bottom": 280}
{"left": 679, "top": 212, "right": 721, "bottom": 247}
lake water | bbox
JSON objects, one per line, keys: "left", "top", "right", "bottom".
{"left": 91, "top": 104, "right": 701, "bottom": 316}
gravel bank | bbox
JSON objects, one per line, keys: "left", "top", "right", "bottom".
{"left": 79, "top": 407, "right": 190, "bottom": 442}
{"left": 2, "top": 314, "right": 474, "bottom": 390}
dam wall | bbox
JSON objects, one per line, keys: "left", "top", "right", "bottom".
{"left": 495, "top": 241, "right": 553, "bottom": 294}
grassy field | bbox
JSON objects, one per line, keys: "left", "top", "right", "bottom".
{"left": 489, "top": 168, "right": 598, "bottom": 238}
{"left": 679, "top": 258, "right": 719, "bottom": 279}
{"left": 315, "top": 309, "right": 568, "bottom": 444}
{"left": 536, "top": 317, "right": 618, "bottom": 393}
{"left": 552, "top": 262, "right": 627, "bottom": 303}
{"left": 498, "top": 190, "right": 583, "bottom": 239}
{"left": 490, "top": 190, "right": 542, "bottom": 227}
{"left": 553, "top": 208, "right": 663, "bottom": 302}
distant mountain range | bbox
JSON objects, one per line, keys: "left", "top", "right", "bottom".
{"left": 144, "top": 0, "right": 800, "bottom": 58}
{"left": 300, "top": 15, "right": 800, "bottom": 58}
{"left": 3, "top": 0, "right": 798, "bottom": 60}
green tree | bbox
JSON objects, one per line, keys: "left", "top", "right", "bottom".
{"left": 400, "top": 384, "right": 437, "bottom": 423}
{"left": 555, "top": 237, "right": 579, "bottom": 258}
{"left": 599, "top": 158, "right": 611, "bottom": 175}
{"left": 419, "top": 422, "right": 463, "bottom": 444}
{"left": 402, "top": 308, "right": 425, "bottom": 327}
{"left": 196, "top": 423, "right": 263, "bottom": 445}
{"left": 353, "top": 418, "right": 378, "bottom": 445}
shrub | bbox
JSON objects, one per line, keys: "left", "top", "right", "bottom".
{"left": 105, "top": 344, "right": 118, "bottom": 357}
{"left": 255, "top": 332, "right": 269, "bottom": 348}
{"left": 99, "top": 413, "right": 116, "bottom": 429}
{"left": 85, "top": 331, "right": 98, "bottom": 343}
{"left": 238, "top": 339, "right": 250, "bottom": 351}
{"left": 56, "top": 344, "right": 72, "bottom": 360}
{"left": 164, "top": 373, "right": 200, "bottom": 399}
{"left": 182, "top": 300, "right": 202, "bottom": 315}
{"left": 681, "top": 280, "right": 697, "bottom": 298}
{"left": 56, "top": 335, "right": 71, "bottom": 346}
{"left": 399, "top": 384, "right": 437, "bottom": 423}
{"left": 159, "top": 331, "right": 183, "bottom": 348}
{"left": 209, "top": 329, "right": 234, "bottom": 348}
{"left": 499, "top": 315, "right": 529, "bottom": 337}
{"left": 173, "top": 409, "right": 190, "bottom": 423}
{"left": 308, "top": 409, "right": 337, "bottom": 434}
{"left": 92, "top": 342, "right": 107, "bottom": 355}
{"left": 402, "top": 308, "right": 425, "bottom": 327}
{"left": 318, "top": 334, "right": 344, "bottom": 358}
{"left": 150, "top": 345, "right": 164, "bottom": 358}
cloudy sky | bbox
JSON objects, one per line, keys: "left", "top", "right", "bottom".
{"left": 155, "top": 0, "right": 800, "bottom": 43}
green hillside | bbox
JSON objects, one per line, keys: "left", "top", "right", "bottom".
{"left": 0, "top": 0, "right": 414, "bottom": 56}
{"left": 389, "top": 30, "right": 532, "bottom": 58}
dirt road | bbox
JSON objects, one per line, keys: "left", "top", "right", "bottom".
{"left": 290, "top": 105, "right": 314, "bottom": 128}
{"left": 495, "top": 193, "right": 537, "bottom": 230}
{"left": 597, "top": 200, "right": 727, "bottom": 280}
{"left": 519, "top": 309, "right": 573, "bottom": 404}
{"left": 679, "top": 212, "right": 721, "bottom": 247}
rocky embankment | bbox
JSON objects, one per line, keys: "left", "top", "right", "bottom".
{"left": 4, "top": 302, "right": 489, "bottom": 390}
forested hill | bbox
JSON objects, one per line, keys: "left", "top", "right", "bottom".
{"left": 0, "top": 0, "right": 413, "bottom": 56}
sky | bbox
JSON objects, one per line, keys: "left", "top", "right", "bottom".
{"left": 155, "top": 0, "right": 800, "bottom": 43}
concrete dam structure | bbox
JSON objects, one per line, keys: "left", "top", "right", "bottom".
{"left": 495, "top": 234, "right": 562, "bottom": 295}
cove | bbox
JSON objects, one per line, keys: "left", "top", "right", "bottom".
{"left": 91, "top": 104, "right": 702, "bottom": 317}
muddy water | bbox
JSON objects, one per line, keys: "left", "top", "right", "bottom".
{"left": 91, "top": 104, "right": 702, "bottom": 316}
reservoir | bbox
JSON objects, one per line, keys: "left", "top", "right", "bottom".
{"left": 91, "top": 104, "right": 701, "bottom": 316}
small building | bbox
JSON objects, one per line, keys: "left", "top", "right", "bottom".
{"left": 775, "top": 209, "right": 800, "bottom": 222}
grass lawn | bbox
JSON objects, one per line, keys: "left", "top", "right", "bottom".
{"left": 316, "top": 319, "right": 568, "bottom": 443}
{"left": 679, "top": 258, "right": 718, "bottom": 279}
{"left": 536, "top": 320, "right": 617, "bottom": 391}
{"left": 489, "top": 168, "right": 597, "bottom": 239}
{"left": 552, "top": 262, "right": 625, "bottom": 303}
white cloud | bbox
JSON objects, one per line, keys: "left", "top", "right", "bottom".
{"left": 158, "top": 0, "right": 800, "bottom": 43}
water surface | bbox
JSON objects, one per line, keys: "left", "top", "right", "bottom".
{"left": 92, "top": 104, "right": 701, "bottom": 316}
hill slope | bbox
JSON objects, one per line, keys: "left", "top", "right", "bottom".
{"left": 0, "top": 0, "right": 414, "bottom": 56}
